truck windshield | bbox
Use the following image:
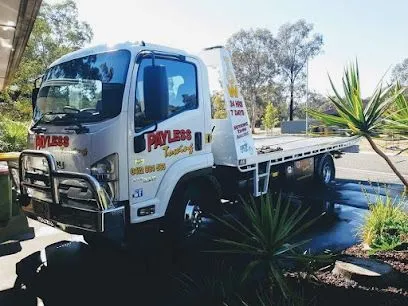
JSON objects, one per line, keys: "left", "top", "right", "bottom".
{"left": 33, "top": 49, "right": 131, "bottom": 124}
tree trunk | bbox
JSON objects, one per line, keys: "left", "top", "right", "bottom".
{"left": 366, "top": 135, "right": 408, "bottom": 188}
{"left": 289, "top": 81, "right": 294, "bottom": 121}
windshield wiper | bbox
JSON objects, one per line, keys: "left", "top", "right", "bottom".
{"left": 31, "top": 112, "right": 90, "bottom": 134}
{"left": 48, "top": 115, "right": 90, "bottom": 134}
{"left": 30, "top": 112, "right": 68, "bottom": 133}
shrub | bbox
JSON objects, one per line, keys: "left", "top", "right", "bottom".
{"left": 212, "top": 193, "right": 328, "bottom": 299}
{"left": 0, "top": 99, "right": 32, "bottom": 122}
{"left": 360, "top": 190, "right": 408, "bottom": 252}
{"left": 0, "top": 117, "right": 29, "bottom": 152}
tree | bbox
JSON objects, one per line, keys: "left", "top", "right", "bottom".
{"left": 262, "top": 103, "right": 278, "bottom": 132}
{"left": 212, "top": 91, "right": 228, "bottom": 119}
{"left": 4, "top": 0, "right": 93, "bottom": 101}
{"left": 227, "top": 28, "right": 278, "bottom": 132}
{"left": 274, "top": 20, "right": 323, "bottom": 121}
{"left": 309, "top": 62, "right": 408, "bottom": 188}
{"left": 391, "top": 58, "right": 408, "bottom": 86}
{"left": 294, "top": 91, "right": 332, "bottom": 119}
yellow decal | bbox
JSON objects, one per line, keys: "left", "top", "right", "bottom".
{"left": 162, "top": 144, "right": 194, "bottom": 158}
{"left": 130, "top": 163, "right": 166, "bottom": 176}
{"left": 224, "top": 56, "right": 240, "bottom": 98}
{"left": 205, "top": 133, "right": 212, "bottom": 144}
{"left": 227, "top": 84, "right": 239, "bottom": 98}
{"left": 135, "top": 158, "right": 145, "bottom": 165}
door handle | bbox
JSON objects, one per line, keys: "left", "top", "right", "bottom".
{"left": 194, "top": 132, "right": 202, "bottom": 151}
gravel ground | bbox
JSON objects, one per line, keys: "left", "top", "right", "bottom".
{"left": 287, "top": 244, "right": 408, "bottom": 306}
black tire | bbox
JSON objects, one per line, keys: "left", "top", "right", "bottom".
{"left": 315, "top": 153, "right": 335, "bottom": 186}
{"left": 83, "top": 233, "right": 112, "bottom": 249}
{"left": 14, "top": 276, "right": 37, "bottom": 305}
{"left": 166, "top": 181, "right": 219, "bottom": 242}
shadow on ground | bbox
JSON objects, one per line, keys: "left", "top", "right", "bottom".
{"left": 0, "top": 179, "right": 405, "bottom": 306}
{"left": 0, "top": 215, "right": 34, "bottom": 257}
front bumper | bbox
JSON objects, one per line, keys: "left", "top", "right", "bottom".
{"left": 10, "top": 150, "right": 124, "bottom": 235}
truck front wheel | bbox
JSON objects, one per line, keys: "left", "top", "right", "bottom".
{"left": 315, "top": 153, "right": 335, "bottom": 186}
{"left": 166, "top": 183, "right": 215, "bottom": 242}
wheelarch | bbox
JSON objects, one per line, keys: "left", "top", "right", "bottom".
{"left": 165, "top": 169, "right": 221, "bottom": 216}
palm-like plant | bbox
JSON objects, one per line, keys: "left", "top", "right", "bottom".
{"left": 384, "top": 81, "right": 408, "bottom": 133}
{"left": 213, "top": 194, "right": 327, "bottom": 299}
{"left": 308, "top": 62, "right": 408, "bottom": 188}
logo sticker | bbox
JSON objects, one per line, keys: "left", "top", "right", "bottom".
{"left": 135, "top": 158, "right": 145, "bottom": 165}
{"left": 132, "top": 188, "right": 143, "bottom": 199}
{"left": 147, "top": 129, "right": 192, "bottom": 152}
{"left": 36, "top": 135, "right": 69, "bottom": 149}
{"left": 162, "top": 144, "right": 194, "bottom": 158}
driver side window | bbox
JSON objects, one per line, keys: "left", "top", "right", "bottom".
{"left": 135, "top": 58, "right": 198, "bottom": 131}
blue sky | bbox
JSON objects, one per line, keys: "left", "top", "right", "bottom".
{"left": 70, "top": 0, "right": 408, "bottom": 97}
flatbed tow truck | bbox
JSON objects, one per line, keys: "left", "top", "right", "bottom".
{"left": 7, "top": 42, "right": 359, "bottom": 245}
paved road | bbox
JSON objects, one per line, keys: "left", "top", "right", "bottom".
{"left": 336, "top": 152, "right": 408, "bottom": 184}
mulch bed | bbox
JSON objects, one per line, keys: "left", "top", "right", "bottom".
{"left": 286, "top": 244, "right": 408, "bottom": 306}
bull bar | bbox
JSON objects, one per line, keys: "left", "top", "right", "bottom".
{"left": 15, "top": 150, "right": 124, "bottom": 234}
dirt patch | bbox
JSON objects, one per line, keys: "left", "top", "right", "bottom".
{"left": 359, "top": 137, "right": 408, "bottom": 156}
{"left": 286, "top": 244, "right": 408, "bottom": 305}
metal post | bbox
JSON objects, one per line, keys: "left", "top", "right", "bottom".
{"left": 305, "top": 58, "right": 309, "bottom": 135}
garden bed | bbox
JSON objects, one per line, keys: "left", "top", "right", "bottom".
{"left": 287, "top": 244, "right": 408, "bottom": 305}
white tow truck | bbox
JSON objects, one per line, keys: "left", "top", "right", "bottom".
{"left": 8, "top": 42, "right": 359, "bottom": 245}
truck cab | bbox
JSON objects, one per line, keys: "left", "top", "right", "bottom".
{"left": 9, "top": 42, "right": 358, "bottom": 245}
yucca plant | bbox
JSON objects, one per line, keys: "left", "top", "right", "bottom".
{"left": 308, "top": 62, "right": 408, "bottom": 188}
{"left": 385, "top": 81, "right": 408, "bottom": 132}
{"left": 212, "top": 194, "right": 329, "bottom": 299}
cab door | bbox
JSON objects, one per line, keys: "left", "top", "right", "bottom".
{"left": 127, "top": 55, "right": 206, "bottom": 222}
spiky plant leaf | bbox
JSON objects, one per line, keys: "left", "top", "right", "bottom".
{"left": 211, "top": 193, "right": 327, "bottom": 300}
{"left": 309, "top": 61, "right": 404, "bottom": 136}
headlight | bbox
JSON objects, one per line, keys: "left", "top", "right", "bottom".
{"left": 90, "top": 154, "right": 119, "bottom": 201}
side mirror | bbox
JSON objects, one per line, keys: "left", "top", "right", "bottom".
{"left": 31, "top": 88, "right": 39, "bottom": 111}
{"left": 31, "top": 75, "right": 43, "bottom": 111}
{"left": 143, "top": 65, "right": 169, "bottom": 121}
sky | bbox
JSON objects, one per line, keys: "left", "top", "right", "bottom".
{"left": 66, "top": 0, "right": 408, "bottom": 98}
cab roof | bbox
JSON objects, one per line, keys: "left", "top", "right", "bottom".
{"left": 49, "top": 41, "right": 192, "bottom": 68}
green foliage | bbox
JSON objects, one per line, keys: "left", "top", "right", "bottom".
{"left": 262, "top": 103, "right": 279, "bottom": 129}
{"left": 212, "top": 91, "right": 228, "bottom": 119}
{"left": 213, "top": 193, "right": 327, "bottom": 299}
{"left": 360, "top": 190, "right": 408, "bottom": 253}
{"left": 308, "top": 61, "right": 403, "bottom": 136}
{"left": 176, "top": 260, "right": 246, "bottom": 306}
{"left": 0, "top": 118, "right": 29, "bottom": 152}
{"left": 226, "top": 28, "right": 277, "bottom": 129}
{"left": 384, "top": 82, "right": 408, "bottom": 133}
{"left": 308, "top": 61, "right": 408, "bottom": 188}
{"left": 0, "top": 0, "right": 92, "bottom": 152}
{"left": 4, "top": 0, "right": 93, "bottom": 101}
{"left": 0, "top": 100, "right": 32, "bottom": 122}
{"left": 274, "top": 20, "right": 323, "bottom": 120}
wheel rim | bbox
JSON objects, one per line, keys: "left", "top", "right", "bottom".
{"left": 322, "top": 163, "right": 332, "bottom": 184}
{"left": 184, "top": 200, "right": 202, "bottom": 237}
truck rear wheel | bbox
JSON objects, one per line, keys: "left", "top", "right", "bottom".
{"left": 315, "top": 153, "right": 335, "bottom": 186}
